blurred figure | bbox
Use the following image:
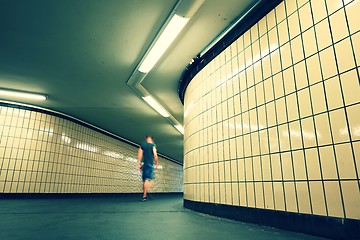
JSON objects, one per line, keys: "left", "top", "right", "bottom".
{"left": 137, "top": 135, "right": 158, "bottom": 201}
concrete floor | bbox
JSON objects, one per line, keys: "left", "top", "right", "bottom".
{"left": 0, "top": 194, "right": 329, "bottom": 240}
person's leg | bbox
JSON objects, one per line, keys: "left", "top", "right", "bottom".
{"left": 142, "top": 169, "right": 147, "bottom": 199}
{"left": 142, "top": 167, "right": 154, "bottom": 200}
{"left": 143, "top": 180, "right": 152, "bottom": 198}
{"left": 143, "top": 180, "right": 147, "bottom": 198}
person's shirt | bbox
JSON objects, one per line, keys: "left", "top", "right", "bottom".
{"left": 141, "top": 141, "right": 156, "bottom": 167}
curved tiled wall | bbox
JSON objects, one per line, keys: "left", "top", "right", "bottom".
{"left": 0, "top": 103, "right": 183, "bottom": 193}
{"left": 183, "top": 0, "right": 359, "bottom": 229}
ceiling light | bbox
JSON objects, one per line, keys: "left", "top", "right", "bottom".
{"left": 0, "top": 89, "right": 47, "bottom": 101}
{"left": 126, "top": 0, "right": 204, "bottom": 136}
{"left": 142, "top": 95, "right": 170, "bottom": 117}
{"left": 138, "top": 14, "right": 189, "bottom": 73}
{"left": 174, "top": 124, "right": 184, "bottom": 134}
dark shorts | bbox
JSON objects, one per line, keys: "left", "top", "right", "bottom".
{"left": 142, "top": 166, "right": 154, "bottom": 181}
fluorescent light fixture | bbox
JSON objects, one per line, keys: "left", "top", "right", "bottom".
{"left": 174, "top": 124, "right": 184, "bottom": 134}
{"left": 138, "top": 14, "right": 189, "bottom": 73}
{"left": 0, "top": 89, "right": 46, "bottom": 101}
{"left": 142, "top": 95, "right": 170, "bottom": 117}
{"left": 126, "top": 0, "right": 204, "bottom": 137}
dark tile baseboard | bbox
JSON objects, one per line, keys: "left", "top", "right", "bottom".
{"left": 184, "top": 199, "right": 359, "bottom": 240}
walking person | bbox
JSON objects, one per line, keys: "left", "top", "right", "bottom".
{"left": 137, "top": 135, "right": 158, "bottom": 201}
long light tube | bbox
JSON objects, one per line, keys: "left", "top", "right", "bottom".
{"left": 138, "top": 14, "right": 189, "bottom": 73}
{"left": 174, "top": 124, "right": 184, "bottom": 134}
{"left": 142, "top": 96, "right": 170, "bottom": 117}
{"left": 127, "top": 0, "right": 204, "bottom": 136}
{"left": 0, "top": 89, "right": 47, "bottom": 101}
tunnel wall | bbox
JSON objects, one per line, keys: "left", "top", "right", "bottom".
{"left": 0, "top": 102, "right": 183, "bottom": 194}
{"left": 182, "top": 0, "right": 359, "bottom": 239}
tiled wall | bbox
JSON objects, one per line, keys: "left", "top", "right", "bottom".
{"left": 184, "top": 0, "right": 359, "bottom": 220}
{"left": 0, "top": 104, "right": 183, "bottom": 193}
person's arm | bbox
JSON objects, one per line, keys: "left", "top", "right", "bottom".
{"left": 137, "top": 147, "right": 143, "bottom": 170}
{"left": 153, "top": 146, "right": 158, "bottom": 170}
